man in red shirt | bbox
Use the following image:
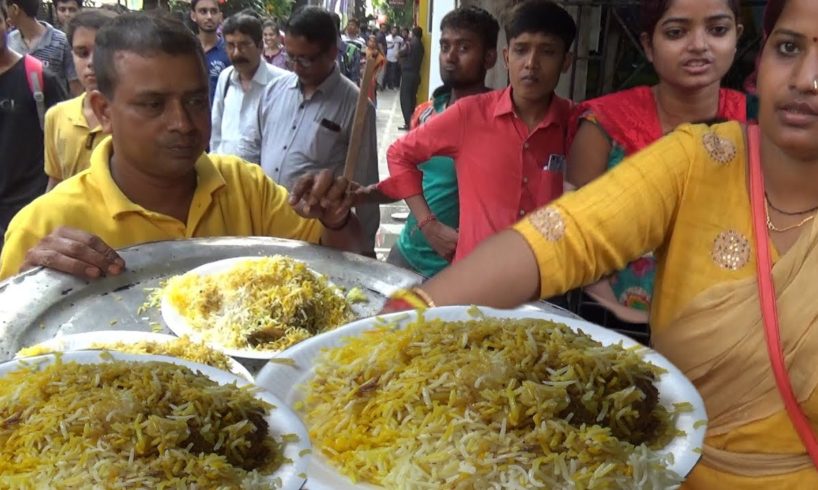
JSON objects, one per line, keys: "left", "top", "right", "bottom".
{"left": 377, "top": 0, "right": 576, "bottom": 263}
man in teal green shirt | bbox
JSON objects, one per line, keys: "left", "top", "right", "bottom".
{"left": 358, "top": 6, "right": 500, "bottom": 277}
{"left": 386, "top": 87, "right": 461, "bottom": 277}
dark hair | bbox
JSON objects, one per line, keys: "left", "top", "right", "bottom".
{"left": 412, "top": 26, "right": 422, "bottom": 38}
{"left": 55, "top": 0, "right": 81, "bottom": 8}
{"left": 94, "top": 12, "right": 205, "bottom": 98}
{"left": 286, "top": 6, "right": 338, "bottom": 52}
{"left": 763, "top": 0, "right": 786, "bottom": 37}
{"left": 262, "top": 19, "right": 278, "bottom": 31}
{"left": 66, "top": 8, "right": 117, "bottom": 47}
{"left": 190, "top": 0, "right": 218, "bottom": 12}
{"left": 329, "top": 11, "right": 341, "bottom": 30}
{"left": 505, "top": 0, "right": 576, "bottom": 50}
{"left": 8, "top": 0, "right": 39, "bottom": 18}
{"left": 222, "top": 12, "right": 263, "bottom": 46}
{"left": 641, "top": 0, "right": 740, "bottom": 37}
{"left": 440, "top": 6, "right": 499, "bottom": 50}
{"left": 98, "top": 3, "right": 128, "bottom": 14}
{"left": 347, "top": 18, "right": 359, "bottom": 27}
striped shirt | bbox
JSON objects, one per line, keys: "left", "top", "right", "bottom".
{"left": 8, "top": 22, "right": 77, "bottom": 91}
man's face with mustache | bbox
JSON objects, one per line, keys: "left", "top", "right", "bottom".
{"left": 225, "top": 31, "right": 262, "bottom": 78}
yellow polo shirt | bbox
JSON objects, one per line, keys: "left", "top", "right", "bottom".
{"left": 44, "top": 93, "right": 105, "bottom": 181}
{"left": 1, "top": 137, "right": 323, "bottom": 279}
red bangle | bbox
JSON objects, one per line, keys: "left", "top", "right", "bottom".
{"left": 417, "top": 214, "right": 437, "bottom": 230}
{"left": 381, "top": 297, "right": 415, "bottom": 314}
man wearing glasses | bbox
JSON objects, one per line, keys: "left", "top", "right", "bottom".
{"left": 239, "top": 6, "right": 380, "bottom": 256}
{"left": 210, "top": 11, "right": 285, "bottom": 159}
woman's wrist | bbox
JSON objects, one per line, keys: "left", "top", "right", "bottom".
{"left": 417, "top": 214, "right": 437, "bottom": 231}
{"left": 385, "top": 287, "right": 436, "bottom": 311}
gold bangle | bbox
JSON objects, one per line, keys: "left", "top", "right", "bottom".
{"left": 390, "top": 289, "right": 428, "bottom": 310}
{"left": 410, "top": 287, "right": 436, "bottom": 308}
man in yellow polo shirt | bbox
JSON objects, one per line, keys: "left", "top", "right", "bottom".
{"left": 44, "top": 8, "right": 117, "bottom": 190}
{"left": 0, "top": 13, "right": 364, "bottom": 280}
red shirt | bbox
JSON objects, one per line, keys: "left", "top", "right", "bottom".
{"left": 379, "top": 87, "right": 572, "bottom": 262}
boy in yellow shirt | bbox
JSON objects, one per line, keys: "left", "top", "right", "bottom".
{"left": 44, "top": 8, "right": 116, "bottom": 190}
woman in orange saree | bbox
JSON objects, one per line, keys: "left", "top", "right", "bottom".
{"left": 387, "top": 0, "right": 818, "bottom": 486}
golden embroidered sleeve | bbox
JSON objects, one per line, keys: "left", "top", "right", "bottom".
{"left": 514, "top": 128, "right": 698, "bottom": 299}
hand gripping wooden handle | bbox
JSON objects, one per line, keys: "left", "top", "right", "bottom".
{"left": 343, "top": 52, "right": 379, "bottom": 181}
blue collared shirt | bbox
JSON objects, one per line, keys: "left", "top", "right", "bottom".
{"left": 240, "top": 66, "right": 380, "bottom": 250}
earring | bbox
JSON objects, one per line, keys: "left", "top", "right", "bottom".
{"left": 814, "top": 79, "right": 818, "bottom": 92}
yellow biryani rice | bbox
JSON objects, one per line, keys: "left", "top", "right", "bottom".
{"left": 155, "top": 256, "right": 353, "bottom": 353}
{"left": 89, "top": 336, "right": 235, "bottom": 371}
{"left": 16, "top": 335, "right": 235, "bottom": 372}
{"left": 301, "top": 316, "right": 685, "bottom": 489}
{"left": 0, "top": 358, "right": 287, "bottom": 489}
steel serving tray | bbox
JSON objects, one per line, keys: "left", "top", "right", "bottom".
{"left": 0, "top": 237, "right": 576, "bottom": 369}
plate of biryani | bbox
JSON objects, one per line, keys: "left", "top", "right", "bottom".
{"left": 158, "top": 255, "right": 356, "bottom": 359}
{"left": 0, "top": 351, "right": 311, "bottom": 489}
{"left": 14, "top": 330, "right": 254, "bottom": 382}
{"left": 255, "top": 306, "right": 708, "bottom": 490}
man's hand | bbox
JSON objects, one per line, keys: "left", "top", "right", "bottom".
{"left": 421, "top": 221, "right": 458, "bottom": 260}
{"left": 349, "top": 183, "right": 397, "bottom": 206}
{"left": 289, "top": 170, "right": 355, "bottom": 229}
{"left": 21, "top": 227, "right": 125, "bottom": 279}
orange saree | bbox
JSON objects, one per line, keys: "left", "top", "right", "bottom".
{"left": 654, "top": 215, "right": 818, "bottom": 488}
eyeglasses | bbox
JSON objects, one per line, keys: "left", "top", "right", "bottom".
{"left": 284, "top": 52, "right": 324, "bottom": 69}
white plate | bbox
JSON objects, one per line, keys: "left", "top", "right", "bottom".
{"left": 14, "top": 330, "right": 254, "bottom": 382}
{"left": 162, "top": 256, "right": 343, "bottom": 360}
{"left": 0, "top": 351, "right": 310, "bottom": 490}
{"left": 256, "top": 306, "right": 707, "bottom": 490}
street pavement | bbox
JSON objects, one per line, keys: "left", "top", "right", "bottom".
{"left": 373, "top": 88, "right": 410, "bottom": 260}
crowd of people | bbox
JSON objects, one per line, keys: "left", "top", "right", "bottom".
{"left": 0, "top": 0, "right": 427, "bottom": 261}
{"left": 2, "top": 0, "right": 818, "bottom": 485}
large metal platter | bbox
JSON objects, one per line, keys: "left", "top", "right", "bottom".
{"left": 0, "top": 237, "right": 576, "bottom": 367}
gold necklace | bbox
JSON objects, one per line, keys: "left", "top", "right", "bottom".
{"left": 766, "top": 199, "right": 816, "bottom": 232}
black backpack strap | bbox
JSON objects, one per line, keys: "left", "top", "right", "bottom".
{"left": 222, "top": 66, "right": 234, "bottom": 100}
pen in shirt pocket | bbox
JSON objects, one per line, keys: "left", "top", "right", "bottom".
{"left": 544, "top": 154, "right": 566, "bottom": 172}
{"left": 319, "top": 118, "right": 342, "bottom": 132}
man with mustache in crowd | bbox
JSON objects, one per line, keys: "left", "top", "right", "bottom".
{"left": 239, "top": 7, "right": 380, "bottom": 256}
{"left": 210, "top": 11, "right": 286, "bottom": 160}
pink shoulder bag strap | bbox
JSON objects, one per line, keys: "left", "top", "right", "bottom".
{"left": 747, "top": 123, "right": 818, "bottom": 468}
